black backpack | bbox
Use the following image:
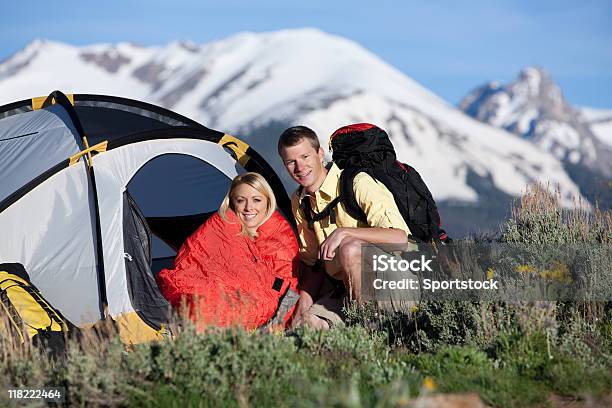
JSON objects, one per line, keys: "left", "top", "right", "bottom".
{"left": 299, "top": 123, "right": 448, "bottom": 243}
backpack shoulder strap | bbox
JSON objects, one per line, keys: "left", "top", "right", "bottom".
{"left": 298, "top": 187, "right": 343, "bottom": 229}
{"left": 297, "top": 163, "right": 345, "bottom": 229}
{"left": 338, "top": 168, "right": 368, "bottom": 223}
{"left": 297, "top": 187, "right": 314, "bottom": 229}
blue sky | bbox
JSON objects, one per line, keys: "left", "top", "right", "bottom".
{"left": 2, "top": 1, "right": 611, "bottom": 107}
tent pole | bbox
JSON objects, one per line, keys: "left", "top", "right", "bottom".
{"left": 81, "top": 136, "right": 110, "bottom": 319}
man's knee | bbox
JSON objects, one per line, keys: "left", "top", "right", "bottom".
{"left": 338, "top": 238, "right": 364, "bottom": 266}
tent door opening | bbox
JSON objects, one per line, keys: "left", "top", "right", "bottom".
{"left": 124, "top": 152, "right": 233, "bottom": 272}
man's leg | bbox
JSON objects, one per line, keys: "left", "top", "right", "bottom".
{"left": 344, "top": 241, "right": 421, "bottom": 313}
{"left": 337, "top": 238, "right": 413, "bottom": 311}
{"left": 337, "top": 237, "right": 367, "bottom": 301}
{"left": 293, "top": 285, "right": 345, "bottom": 331}
{"left": 302, "top": 312, "right": 330, "bottom": 330}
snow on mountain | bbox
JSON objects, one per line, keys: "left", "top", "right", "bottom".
{"left": 0, "top": 30, "right": 586, "bottom": 233}
{"left": 0, "top": 39, "right": 153, "bottom": 101}
{"left": 579, "top": 107, "right": 612, "bottom": 146}
{"left": 459, "top": 67, "right": 612, "bottom": 178}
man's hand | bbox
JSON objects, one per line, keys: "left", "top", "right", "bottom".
{"left": 319, "top": 227, "right": 408, "bottom": 262}
{"left": 319, "top": 227, "right": 351, "bottom": 261}
{"left": 290, "top": 290, "right": 314, "bottom": 329}
{"left": 290, "top": 291, "right": 330, "bottom": 330}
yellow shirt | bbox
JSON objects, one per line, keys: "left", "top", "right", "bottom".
{"left": 291, "top": 163, "right": 411, "bottom": 279}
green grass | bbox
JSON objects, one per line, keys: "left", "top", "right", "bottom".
{"left": 2, "top": 320, "right": 609, "bottom": 407}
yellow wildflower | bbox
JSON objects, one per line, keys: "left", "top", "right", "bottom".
{"left": 516, "top": 264, "right": 537, "bottom": 274}
{"left": 422, "top": 376, "right": 436, "bottom": 391}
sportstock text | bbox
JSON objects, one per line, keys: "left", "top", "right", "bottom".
{"left": 371, "top": 254, "right": 499, "bottom": 293}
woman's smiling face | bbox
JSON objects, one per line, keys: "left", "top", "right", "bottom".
{"left": 231, "top": 183, "right": 269, "bottom": 233}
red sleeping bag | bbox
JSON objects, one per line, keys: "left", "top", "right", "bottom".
{"left": 156, "top": 210, "right": 299, "bottom": 330}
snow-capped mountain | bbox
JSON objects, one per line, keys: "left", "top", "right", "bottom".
{"left": 459, "top": 67, "right": 612, "bottom": 178}
{"left": 0, "top": 30, "right": 588, "bottom": 235}
{"left": 580, "top": 107, "right": 612, "bottom": 147}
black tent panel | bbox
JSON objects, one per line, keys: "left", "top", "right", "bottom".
{"left": 75, "top": 106, "right": 177, "bottom": 144}
{"left": 74, "top": 94, "right": 202, "bottom": 127}
{"left": 122, "top": 191, "right": 170, "bottom": 330}
{"left": 0, "top": 92, "right": 205, "bottom": 140}
{"left": 0, "top": 98, "right": 32, "bottom": 120}
{"left": 73, "top": 94, "right": 205, "bottom": 144}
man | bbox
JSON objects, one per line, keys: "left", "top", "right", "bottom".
{"left": 278, "top": 126, "right": 411, "bottom": 329}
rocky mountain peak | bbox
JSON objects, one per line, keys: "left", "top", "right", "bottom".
{"left": 460, "top": 66, "right": 612, "bottom": 200}
{"left": 512, "top": 67, "right": 570, "bottom": 118}
{"left": 517, "top": 66, "right": 545, "bottom": 96}
{"left": 459, "top": 67, "right": 574, "bottom": 130}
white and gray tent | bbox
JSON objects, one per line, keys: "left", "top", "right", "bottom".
{"left": 0, "top": 91, "right": 294, "bottom": 343}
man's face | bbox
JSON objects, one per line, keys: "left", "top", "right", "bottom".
{"left": 280, "top": 138, "right": 326, "bottom": 193}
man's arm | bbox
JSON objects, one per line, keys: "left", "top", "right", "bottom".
{"left": 319, "top": 227, "right": 407, "bottom": 261}
{"left": 319, "top": 172, "right": 411, "bottom": 260}
{"left": 353, "top": 172, "right": 412, "bottom": 234}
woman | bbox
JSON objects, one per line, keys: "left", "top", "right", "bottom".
{"left": 156, "top": 173, "right": 299, "bottom": 330}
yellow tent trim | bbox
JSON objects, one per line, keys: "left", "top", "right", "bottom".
{"left": 69, "top": 140, "right": 108, "bottom": 166}
{"left": 219, "top": 134, "right": 250, "bottom": 167}
{"left": 32, "top": 94, "right": 74, "bottom": 110}
{"left": 114, "top": 312, "right": 165, "bottom": 345}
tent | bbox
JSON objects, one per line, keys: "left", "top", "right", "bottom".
{"left": 0, "top": 91, "right": 295, "bottom": 344}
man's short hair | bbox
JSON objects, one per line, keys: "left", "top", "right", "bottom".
{"left": 277, "top": 126, "right": 321, "bottom": 155}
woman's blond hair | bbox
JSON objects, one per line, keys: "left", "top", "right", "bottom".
{"left": 218, "top": 172, "right": 276, "bottom": 238}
